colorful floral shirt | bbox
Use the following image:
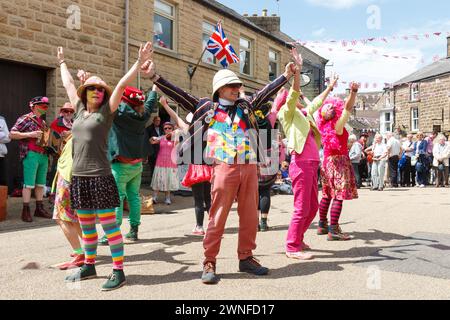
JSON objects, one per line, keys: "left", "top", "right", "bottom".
{"left": 205, "top": 105, "right": 256, "bottom": 164}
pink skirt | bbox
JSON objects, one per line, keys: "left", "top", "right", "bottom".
{"left": 321, "top": 155, "right": 358, "bottom": 200}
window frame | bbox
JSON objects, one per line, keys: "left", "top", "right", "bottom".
{"left": 268, "top": 48, "right": 279, "bottom": 81}
{"left": 239, "top": 36, "right": 253, "bottom": 77}
{"left": 153, "top": 0, "right": 176, "bottom": 52}
{"left": 202, "top": 21, "right": 217, "bottom": 65}
{"left": 411, "top": 107, "right": 419, "bottom": 132}
{"left": 410, "top": 83, "right": 420, "bottom": 102}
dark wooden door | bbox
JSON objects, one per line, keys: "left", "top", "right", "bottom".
{"left": 0, "top": 60, "right": 47, "bottom": 193}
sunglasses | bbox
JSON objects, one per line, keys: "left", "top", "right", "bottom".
{"left": 86, "top": 86, "right": 105, "bottom": 92}
{"left": 62, "top": 110, "right": 74, "bottom": 114}
{"left": 164, "top": 127, "right": 173, "bottom": 130}
{"left": 225, "top": 83, "right": 242, "bottom": 89}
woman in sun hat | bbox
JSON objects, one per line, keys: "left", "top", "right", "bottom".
{"left": 57, "top": 42, "right": 153, "bottom": 291}
{"left": 150, "top": 110, "right": 180, "bottom": 205}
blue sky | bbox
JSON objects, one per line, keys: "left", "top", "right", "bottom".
{"left": 217, "top": 0, "right": 450, "bottom": 92}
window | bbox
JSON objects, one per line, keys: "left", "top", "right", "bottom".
{"left": 410, "top": 83, "right": 420, "bottom": 102}
{"left": 385, "top": 94, "right": 391, "bottom": 107}
{"left": 239, "top": 37, "right": 252, "bottom": 76}
{"left": 202, "top": 22, "right": 216, "bottom": 65}
{"left": 411, "top": 108, "right": 419, "bottom": 132}
{"left": 383, "top": 112, "right": 392, "bottom": 133}
{"left": 153, "top": 0, "right": 175, "bottom": 50}
{"left": 269, "top": 49, "right": 279, "bottom": 81}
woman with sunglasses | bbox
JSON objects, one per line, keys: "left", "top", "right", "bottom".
{"left": 57, "top": 43, "right": 153, "bottom": 291}
{"left": 150, "top": 109, "right": 179, "bottom": 205}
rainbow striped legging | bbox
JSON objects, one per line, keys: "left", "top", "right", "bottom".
{"left": 77, "top": 209, "right": 124, "bottom": 270}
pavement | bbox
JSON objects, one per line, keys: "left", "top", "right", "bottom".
{"left": 1, "top": 185, "right": 450, "bottom": 300}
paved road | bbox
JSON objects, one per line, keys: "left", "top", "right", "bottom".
{"left": 1, "top": 186, "right": 450, "bottom": 300}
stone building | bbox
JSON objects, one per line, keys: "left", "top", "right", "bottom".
{"left": 0, "top": 0, "right": 327, "bottom": 190}
{"left": 380, "top": 37, "right": 450, "bottom": 136}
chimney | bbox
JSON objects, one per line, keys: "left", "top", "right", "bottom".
{"left": 246, "top": 10, "right": 281, "bottom": 33}
{"left": 447, "top": 36, "right": 450, "bottom": 58}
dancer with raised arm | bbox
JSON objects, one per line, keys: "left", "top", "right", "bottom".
{"left": 277, "top": 48, "right": 338, "bottom": 259}
{"left": 142, "top": 43, "right": 296, "bottom": 284}
{"left": 57, "top": 42, "right": 153, "bottom": 290}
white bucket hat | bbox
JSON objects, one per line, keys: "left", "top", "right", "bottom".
{"left": 212, "top": 69, "right": 242, "bottom": 100}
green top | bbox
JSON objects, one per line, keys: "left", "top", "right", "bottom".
{"left": 108, "top": 90, "right": 158, "bottom": 160}
{"left": 277, "top": 88, "right": 323, "bottom": 155}
{"left": 72, "top": 100, "right": 115, "bottom": 177}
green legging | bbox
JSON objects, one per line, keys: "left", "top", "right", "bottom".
{"left": 111, "top": 162, "right": 142, "bottom": 228}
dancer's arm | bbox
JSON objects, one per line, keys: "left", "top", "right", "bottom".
{"left": 307, "top": 74, "right": 339, "bottom": 115}
{"left": 141, "top": 60, "right": 199, "bottom": 113}
{"left": 250, "top": 62, "right": 295, "bottom": 110}
{"left": 335, "top": 82, "right": 359, "bottom": 135}
{"left": 109, "top": 42, "right": 153, "bottom": 113}
{"left": 143, "top": 84, "right": 158, "bottom": 115}
{"left": 159, "top": 96, "right": 189, "bottom": 132}
{"left": 57, "top": 47, "right": 80, "bottom": 109}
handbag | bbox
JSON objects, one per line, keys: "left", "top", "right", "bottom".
{"left": 181, "top": 164, "right": 213, "bottom": 187}
{"left": 140, "top": 195, "right": 155, "bottom": 215}
{"left": 438, "top": 162, "right": 445, "bottom": 172}
{"left": 411, "top": 155, "right": 418, "bottom": 166}
{"left": 398, "top": 152, "right": 407, "bottom": 169}
{"left": 366, "top": 151, "right": 374, "bottom": 163}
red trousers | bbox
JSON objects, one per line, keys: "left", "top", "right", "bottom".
{"left": 203, "top": 163, "right": 258, "bottom": 264}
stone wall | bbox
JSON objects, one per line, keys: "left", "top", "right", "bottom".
{"left": 394, "top": 75, "right": 450, "bottom": 134}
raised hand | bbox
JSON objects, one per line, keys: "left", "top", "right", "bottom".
{"left": 290, "top": 47, "right": 303, "bottom": 68}
{"left": 141, "top": 60, "right": 156, "bottom": 79}
{"left": 139, "top": 42, "right": 153, "bottom": 65}
{"left": 159, "top": 96, "right": 169, "bottom": 107}
{"left": 57, "top": 47, "right": 64, "bottom": 63}
{"left": 349, "top": 81, "right": 360, "bottom": 92}
{"left": 329, "top": 73, "right": 339, "bottom": 88}
{"left": 284, "top": 62, "right": 297, "bottom": 79}
{"left": 77, "top": 70, "right": 91, "bottom": 85}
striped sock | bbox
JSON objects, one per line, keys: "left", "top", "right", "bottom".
{"left": 77, "top": 209, "right": 98, "bottom": 265}
{"left": 330, "top": 199, "right": 343, "bottom": 226}
{"left": 319, "top": 197, "right": 331, "bottom": 223}
{"left": 98, "top": 209, "right": 124, "bottom": 270}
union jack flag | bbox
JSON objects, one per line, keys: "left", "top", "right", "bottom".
{"left": 206, "top": 22, "right": 239, "bottom": 68}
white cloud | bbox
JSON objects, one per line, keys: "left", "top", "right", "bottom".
{"left": 306, "top": 0, "right": 372, "bottom": 9}
{"left": 312, "top": 28, "right": 326, "bottom": 37}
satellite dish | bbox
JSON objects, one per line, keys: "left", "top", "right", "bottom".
{"left": 300, "top": 73, "right": 311, "bottom": 87}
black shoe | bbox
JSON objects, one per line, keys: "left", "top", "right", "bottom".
{"left": 201, "top": 261, "right": 219, "bottom": 284}
{"left": 65, "top": 264, "right": 97, "bottom": 282}
{"left": 102, "top": 269, "right": 126, "bottom": 291}
{"left": 239, "top": 256, "right": 268, "bottom": 276}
